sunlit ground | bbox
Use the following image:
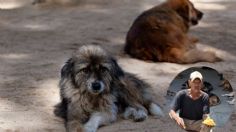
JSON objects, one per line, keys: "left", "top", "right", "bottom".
{"left": 0, "top": 53, "right": 29, "bottom": 60}
{"left": 0, "top": 0, "right": 32, "bottom": 9}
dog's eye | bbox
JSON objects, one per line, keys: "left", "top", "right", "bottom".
{"left": 100, "top": 67, "right": 108, "bottom": 73}
{"left": 80, "top": 68, "right": 89, "bottom": 73}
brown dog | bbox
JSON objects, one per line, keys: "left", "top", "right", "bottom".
{"left": 124, "top": 0, "right": 221, "bottom": 64}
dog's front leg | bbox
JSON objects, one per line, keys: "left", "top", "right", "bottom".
{"left": 83, "top": 112, "right": 116, "bottom": 132}
{"left": 66, "top": 120, "right": 83, "bottom": 132}
{"left": 66, "top": 104, "right": 85, "bottom": 132}
{"left": 84, "top": 105, "right": 118, "bottom": 132}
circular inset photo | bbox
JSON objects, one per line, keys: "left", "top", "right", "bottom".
{"left": 166, "top": 66, "right": 234, "bottom": 128}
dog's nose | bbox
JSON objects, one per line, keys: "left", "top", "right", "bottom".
{"left": 197, "top": 11, "right": 203, "bottom": 20}
{"left": 92, "top": 82, "right": 101, "bottom": 91}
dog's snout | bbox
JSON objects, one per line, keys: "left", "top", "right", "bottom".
{"left": 197, "top": 11, "right": 203, "bottom": 20}
{"left": 92, "top": 82, "right": 101, "bottom": 91}
{"left": 88, "top": 79, "right": 105, "bottom": 94}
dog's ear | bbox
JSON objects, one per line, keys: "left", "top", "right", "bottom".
{"left": 110, "top": 57, "right": 125, "bottom": 78}
{"left": 61, "top": 58, "right": 74, "bottom": 78}
{"left": 176, "top": 3, "right": 190, "bottom": 22}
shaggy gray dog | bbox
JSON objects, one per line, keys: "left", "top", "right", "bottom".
{"left": 56, "top": 45, "right": 163, "bottom": 132}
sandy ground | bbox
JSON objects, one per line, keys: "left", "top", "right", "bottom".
{"left": 0, "top": 0, "right": 235, "bottom": 131}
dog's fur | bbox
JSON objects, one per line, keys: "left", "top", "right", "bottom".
{"left": 209, "top": 93, "right": 221, "bottom": 106}
{"left": 220, "top": 79, "right": 233, "bottom": 92}
{"left": 56, "top": 45, "right": 163, "bottom": 132}
{"left": 124, "top": 0, "right": 221, "bottom": 64}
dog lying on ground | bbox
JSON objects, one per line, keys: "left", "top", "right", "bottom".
{"left": 55, "top": 45, "right": 163, "bottom": 132}
{"left": 124, "top": 0, "right": 221, "bottom": 64}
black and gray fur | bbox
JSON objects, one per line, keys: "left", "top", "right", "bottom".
{"left": 55, "top": 45, "right": 163, "bottom": 132}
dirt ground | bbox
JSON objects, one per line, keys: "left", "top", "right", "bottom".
{"left": 0, "top": 0, "right": 235, "bottom": 131}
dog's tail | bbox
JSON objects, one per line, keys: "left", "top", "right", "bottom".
{"left": 149, "top": 103, "right": 164, "bottom": 117}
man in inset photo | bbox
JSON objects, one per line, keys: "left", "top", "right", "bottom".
{"left": 169, "top": 71, "right": 215, "bottom": 132}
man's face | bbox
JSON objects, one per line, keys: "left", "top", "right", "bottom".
{"left": 189, "top": 78, "right": 202, "bottom": 92}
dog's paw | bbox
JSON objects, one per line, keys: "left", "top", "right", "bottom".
{"left": 123, "top": 107, "right": 148, "bottom": 121}
{"left": 83, "top": 125, "right": 97, "bottom": 132}
{"left": 133, "top": 109, "right": 148, "bottom": 122}
{"left": 123, "top": 107, "right": 136, "bottom": 119}
{"left": 204, "top": 51, "right": 222, "bottom": 62}
{"left": 149, "top": 103, "right": 164, "bottom": 117}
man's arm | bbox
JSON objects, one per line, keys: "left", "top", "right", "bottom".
{"left": 169, "top": 110, "right": 186, "bottom": 129}
{"left": 169, "top": 90, "right": 186, "bottom": 129}
{"left": 202, "top": 114, "right": 210, "bottom": 120}
{"left": 202, "top": 93, "right": 210, "bottom": 120}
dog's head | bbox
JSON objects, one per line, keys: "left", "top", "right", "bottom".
{"left": 187, "top": 0, "right": 203, "bottom": 25}
{"left": 169, "top": 0, "right": 203, "bottom": 26}
{"left": 60, "top": 45, "right": 124, "bottom": 95}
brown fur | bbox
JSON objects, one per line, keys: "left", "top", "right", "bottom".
{"left": 124, "top": 0, "right": 221, "bottom": 64}
{"left": 209, "top": 93, "right": 221, "bottom": 106}
{"left": 220, "top": 79, "right": 233, "bottom": 92}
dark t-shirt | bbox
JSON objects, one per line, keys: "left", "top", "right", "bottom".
{"left": 171, "top": 89, "right": 210, "bottom": 120}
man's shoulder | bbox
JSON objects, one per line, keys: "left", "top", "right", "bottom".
{"left": 201, "top": 91, "right": 209, "bottom": 99}
{"left": 178, "top": 89, "right": 188, "bottom": 94}
{"left": 176, "top": 89, "right": 188, "bottom": 97}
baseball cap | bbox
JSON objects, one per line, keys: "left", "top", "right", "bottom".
{"left": 190, "top": 71, "right": 203, "bottom": 82}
